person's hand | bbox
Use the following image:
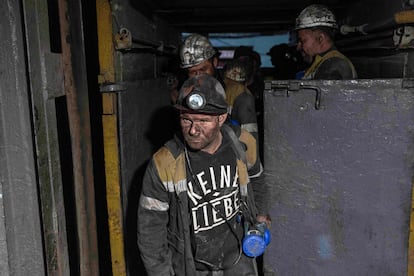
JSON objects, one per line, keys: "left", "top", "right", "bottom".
{"left": 256, "top": 214, "right": 271, "bottom": 229}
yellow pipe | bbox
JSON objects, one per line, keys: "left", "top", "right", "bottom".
{"left": 394, "top": 10, "right": 414, "bottom": 24}
{"left": 96, "top": 1, "right": 126, "bottom": 275}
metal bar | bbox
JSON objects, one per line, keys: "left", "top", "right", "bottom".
{"left": 408, "top": 55, "right": 414, "bottom": 275}
{"left": 409, "top": 182, "right": 414, "bottom": 276}
{"left": 336, "top": 30, "right": 393, "bottom": 47}
{"left": 404, "top": 52, "right": 414, "bottom": 79}
{"left": 0, "top": 0, "right": 46, "bottom": 274}
{"left": 270, "top": 81, "right": 322, "bottom": 110}
{"left": 96, "top": 0, "right": 127, "bottom": 275}
{"left": 57, "top": 0, "right": 100, "bottom": 274}
{"left": 113, "top": 27, "right": 176, "bottom": 55}
{"left": 22, "top": 0, "right": 70, "bottom": 274}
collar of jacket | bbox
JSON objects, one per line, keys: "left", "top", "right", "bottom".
{"left": 153, "top": 128, "right": 251, "bottom": 197}
{"left": 303, "top": 47, "right": 343, "bottom": 79}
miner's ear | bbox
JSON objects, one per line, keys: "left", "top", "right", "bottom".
{"left": 212, "top": 56, "right": 219, "bottom": 68}
{"left": 318, "top": 30, "right": 328, "bottom": 43}
{"left": 218, "top": 113, "right": 228, "bottom": 125}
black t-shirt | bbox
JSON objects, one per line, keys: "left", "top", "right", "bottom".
{"left": 185, "top": 132, "right": 244, "bottom": 270}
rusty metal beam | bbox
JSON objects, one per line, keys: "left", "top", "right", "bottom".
{"left": 57, "top": 0, "right": 100, "bottom": 274}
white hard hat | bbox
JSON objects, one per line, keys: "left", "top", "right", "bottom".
{"left": 295, "top": 4, "right": 338, "bottom": 30}
{"left": 224, "top": 59, "right": 250, "bottom": 82}
{"left": 179, "top": 34, "right": 217, "bottom": 69}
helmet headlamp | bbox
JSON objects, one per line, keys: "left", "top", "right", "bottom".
{"left": 175, "top": 74, "right": 228, "bottom": 114}
{"left": 186, "top": 93, "right": 206, "bottom": 110}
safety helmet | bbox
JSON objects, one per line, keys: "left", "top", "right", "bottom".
{"left": 295, "top": 4, "right": 338, "bottom": 30}
{"left": 179, "top": 34, "right": 217, "bottom": 69}
{"left": 233, "top": 46, "right": 262, "bottom": 67}
{"left": 224, "top": 59, "right": 251, "bottom": 82}
{"left": 175, "top": 74, "right": 227, "bottom": 114}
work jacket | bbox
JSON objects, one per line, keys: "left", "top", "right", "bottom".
{"left": 137, "top": 124, "right": 267, "bottom": 276}
{"left": 303, "top": 48, "right": 357, "bottom": 80}
{"left": 224, "top": 78, "right": 259, "bottom": 135}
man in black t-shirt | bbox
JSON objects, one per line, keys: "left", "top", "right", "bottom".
{"left": 137, "top": 74, "right": 271, "bottom": 276}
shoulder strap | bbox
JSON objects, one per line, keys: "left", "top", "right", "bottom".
{"left": 222, "top": 123, "right": 247, "bottom": 164}
{"left": 222, "top": 124, "right": 258, "bottom": 224}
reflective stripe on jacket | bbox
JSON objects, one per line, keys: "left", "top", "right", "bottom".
{"left": 137, "top": 125, "right": 262, "bottom": 276}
